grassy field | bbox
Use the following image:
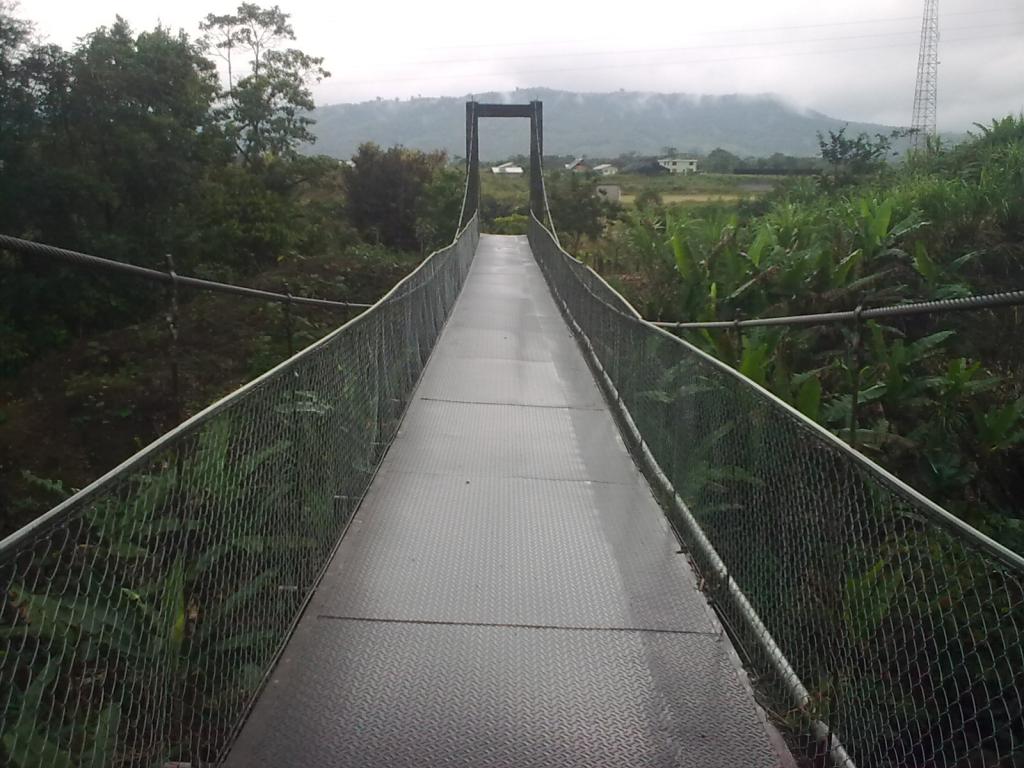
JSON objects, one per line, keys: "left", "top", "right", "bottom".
{"left": 480, "top": 170, "right": 779, "bottom": 212}
{"left": 480, "top": 172, "right": 530, "bottom": 210}
{"left": 606, "top": 172, "right": 778, "bottom": 195}
{"left": 619, "top": 191, "right": 743, "bottom": 205}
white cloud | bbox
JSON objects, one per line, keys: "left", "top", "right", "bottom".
{"left": 22, "top": 0, "right": 1024, "bottom": 130}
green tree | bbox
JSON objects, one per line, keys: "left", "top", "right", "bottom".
{"left": 634, "top": 188, "right": 663, "bottom": 211}
{"left": 0, "top": 11, "right": 232, "bottom": 372}
{"left": 4, "top": 17, "right": 224, "bottom": 260}
{"left": 0, "top": 3, "right": 355, "bottom": 379}
{"left": 0, "top": 5, "right": 73, "bottom": 239}
{"left": 817, "top": 126, "right": 907, "bottom": 184}
{"left": 342, "top": 143, "right": 448, "bottom": 251}
{"left": 64, "top": 20, "right": 224, "bottom": 257}
{"left": 546, "top": 172, "right": 617, "bottom": 251}
{"left": 202, "top": 4, "right": 329, "bottom": 165}
{"left": 415, "top": 165, "right": 465, "bottom": 253}
{"left": 703, "top": 148, "right": 740, "bottom": 174}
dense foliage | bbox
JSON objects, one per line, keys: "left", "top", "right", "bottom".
{"left": 0, "top": 3, "right": 461, "bottom": 376}
{"left": 545, "top": 171, "right": 622, "bottom": 251}
{"left": 587, "top": 117, "right": 1024, "bottom": 554}
{"left": 343, "top": 142, "right": 461, "bottom": 253}
{"left": 0, "top": 2, "right": 465, "bottom": 540}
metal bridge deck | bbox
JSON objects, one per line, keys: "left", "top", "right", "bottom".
{"left": 226, "top": 235, "right": 787, "bottom": 767}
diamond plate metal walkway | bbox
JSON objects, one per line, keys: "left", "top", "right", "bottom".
{"left": 225, "top": 235, "right": 789, "bottom": 767}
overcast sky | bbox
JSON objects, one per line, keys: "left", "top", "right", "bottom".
{"left": 19, "top": 0, "right": 1024, "bottom": 130}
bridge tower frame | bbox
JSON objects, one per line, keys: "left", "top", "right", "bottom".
{"left": 462, "top": 101, "right": 544, "bottom": 226}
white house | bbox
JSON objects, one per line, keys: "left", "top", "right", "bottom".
{"left": 565, "top": 158, "right": 590, "bottom": 173}
{"left": 491, "top": 161, "right": 524, "bottom": 175}
{"left": 592, "top": 163, "right": 619, "bottom": 176}
{"left": 658, "top": 157, "right": 699, "bottom": 174}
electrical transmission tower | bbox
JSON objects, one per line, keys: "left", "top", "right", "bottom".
{"left": 911, "top": 0, "right": 939, "bottom": 149}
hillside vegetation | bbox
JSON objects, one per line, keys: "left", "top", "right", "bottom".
{"left": 310, "top": 88, "right": 905, "bottom": 159}
{"left": 585, "top": 119, "right": 1024, "bottom": 554}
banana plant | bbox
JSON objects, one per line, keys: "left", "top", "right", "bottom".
{"left": 2, "top": 656, "right": 122, "bottom": 768}
{"left": 973, "top": 398, "right": 1024, "bottom": 453}
{"left": 850, "top": 196, "right": 926, "bottom": 266}
{"left": 865, "top": 325, "right": 955, "bottom": 410}
{"left": 2, "top": 409, "right": 306, "bottom": 765}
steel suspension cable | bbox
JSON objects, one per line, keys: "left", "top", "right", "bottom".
{"left": 0, "top": 234, "right": 372, "bottom": 309}
{"left": 650, "top": 288, "right": 1024, "bottom": 330}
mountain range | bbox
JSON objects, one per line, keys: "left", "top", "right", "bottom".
{"left": 307, "top": 88, "right": 903, "bottom": 160}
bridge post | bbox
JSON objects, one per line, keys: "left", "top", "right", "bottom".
{"left": 465, "top": 101, "right": 480, "bottom": 224}
{"left": 529, "top": 101, "right": 544, "bottom": 221}
{"left": 465, "top": 101, "right": 473, "bottom": 167}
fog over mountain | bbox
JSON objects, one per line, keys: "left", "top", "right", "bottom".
{"left": 308, "top": 88, "right": 903, "bottom": 160}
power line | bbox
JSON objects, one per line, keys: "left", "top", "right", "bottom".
{"left": 334, "top": 30, "right": 1022, "bottom": 88}
{"left": 408, "top": 5, "right": 1020, "bottom": 54}
{"left": 371, "top": 21, "right": 1015, "bottom": 71}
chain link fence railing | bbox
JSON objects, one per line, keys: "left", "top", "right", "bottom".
{"left": 528, "top": 212, "right": 1024, "bottom": 768}
{"left": 0, "top": 214, "right": 479, "bottom": 767}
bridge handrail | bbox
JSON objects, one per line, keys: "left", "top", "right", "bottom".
{"left": 0, "top": 212, "right": 480, "bottom": 766}
{"left": 0, "top": 215, "right": 479, "bottom": 556}
{"left": 528, "top": 209, "right": 1024, "bottom": 768}
{"left": 651, "top": 288, "right": 1024, "bottom": 330}
{"left": 0, "top": 234, "right": 372, "bottom": 310}
{"left": 526, "top": 213, "right": 1024, "bottom": 572}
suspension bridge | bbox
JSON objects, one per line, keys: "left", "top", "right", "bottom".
{"left": 1, "top": 102, "right": 1022, "bottom": 768}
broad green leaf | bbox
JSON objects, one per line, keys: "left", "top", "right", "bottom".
{"left": 156, "top": 558, "right": 187, "bottom": 665}
{"left": 872, "top": 198, "right": 894, "bottom": 242}
{"left": 907, "top": 330, "right": 955, "bottom": 359}
{"left": 739, "top": 341, "right": 770, "bottom": 387}
{"left": 951, "top": 250, "right": 980, "bottom": 269}
{"left": 834, "top": 248, "right": 862, "bottom": 286}
{"left": 195, "top": 569, "right": 278, "bottom": 643}
{"left": 20, "top": 657, "right": 59, "bottom": 713}
{"left": 889, "top": 213, "right": 928, "bottom": 240}
{"left": 2, "top": 660, "right": 75, "bottom": 768}
{"left": 82, "top": 704, "right": 122, "bottom": 768}
{"left": 746, "top": 225, "right": 773, "bottom": 267}
{"left": 670, "top": 234, "right": 695, "bottom": 279}
{"left": 844, "top": 557, "right": 902, "bottom": 642}
{"left": 796, "top": 376, "right": 822, "bottom": 421}
{"left": 912, "top": 241, "right": 938, "bottom": 282}
{"left": 10, "top": 587, "right": 143, "bottom": 656}
{"left": 859, "top": 384, "right": 889, "bottom": 403}
{"left": 2, "top": 727, "right": 74, "bottom": 768}
{"left": 725, "top": 275, "right": 761, "bottom": 303}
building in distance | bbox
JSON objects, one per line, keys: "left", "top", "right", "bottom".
{"left": 596, "top": 184, "right": 621, "bottom": 203}
{"left": 491, "top": 161, "right": 524, "bottom": 175}
{"left": 657, "top": 157, "right": 699, "bottom": 174}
